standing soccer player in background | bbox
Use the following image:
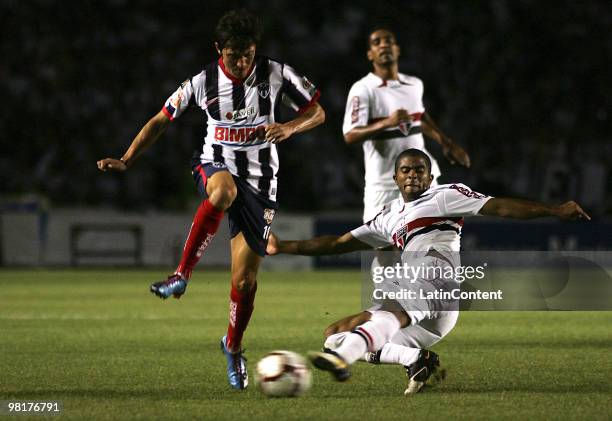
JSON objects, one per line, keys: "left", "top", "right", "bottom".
{"left": 97, "top": 9, "right": 325, "bottom": 390}
{"left": 343, "top": 28, "right": 471, "bottom": 224}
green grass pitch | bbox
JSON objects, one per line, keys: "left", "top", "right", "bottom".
{"left": 1, "top": 270, "right": 611, "bottom": 420}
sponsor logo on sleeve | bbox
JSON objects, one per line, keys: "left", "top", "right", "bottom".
{"left": 351, "top": 96, "right": 360, "bottom": 124}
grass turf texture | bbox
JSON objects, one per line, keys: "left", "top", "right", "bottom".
{"left": 1, "top": 270, "right": 610, "bottom": 420}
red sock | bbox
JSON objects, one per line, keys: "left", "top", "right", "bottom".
{"left": 226, "top": 283, "right": 257, "bottom": 352}
{"left": 175, "top": 199, "right": 223, "bottom": 280}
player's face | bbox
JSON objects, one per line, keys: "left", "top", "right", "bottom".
{"left": 367, "top": 30, "right": 400, "bottom": 65}
{"left": 393, "top": 155, "right": 433, "bottom": 200}
{"left": 218, "top": 43, "right": 257, "bottom": 79}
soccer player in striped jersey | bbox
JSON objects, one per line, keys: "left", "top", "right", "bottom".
{"left": 97, "top": 10, "right": 325, "bottom": 390}
{"left": 267, "top": 148, "right": 589, "bottom": 395}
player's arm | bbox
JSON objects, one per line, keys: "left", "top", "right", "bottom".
{"left": 421, "top": 112, "right": 470, "bottom": 168}
{"left": 480, "top": 198, "right": 591, "bottom": 220}
{"left": 264, "top": 102, "right": 325, "bottom": 144}
{"left": 344, "top": 109, "right": 411, "bottom": 145}
{"left": 97, "top": 110, "right": 170, "bottom": 172}
{"left": 266, "top": 231, "right": 371, "bottom": 256}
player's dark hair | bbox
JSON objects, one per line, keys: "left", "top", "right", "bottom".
{"left": 394, "top": 149, "right": 432, "bottom": 173}
{"left": 215, "top": 9, "right": 262, "bottom": 50}
{"left": 366, "top": 27, "right": 396, "bottom": 48}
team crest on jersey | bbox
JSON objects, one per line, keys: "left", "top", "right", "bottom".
{"left": 258, "top": 82, "right": 270, "bottom": 99}
{"left": 212, "top": 161, "right": 226, "bottom": 168}
{"left": 398, "top": 121, "right": 410, "bottom": 136}
{"left": 392, "top": 224, "right": 409, "bottom": 250}
{"left": 302, "top": 76, "right": 313, "bottom": 91}
{"left": 263, "top": 208, "right": 276, "bottom": 225}
{"left": 226, "top": 106, "right": 256, "bottom": 121}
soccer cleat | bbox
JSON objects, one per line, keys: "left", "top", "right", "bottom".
{"left": 220, "top": 335, "right": 248, "bottom": 390}
{"left": 308, "top": 350, "right": 351, "bottom": 382}
{"left": 364, "top": 349, "right": 382, "bottom": 364}
{"left": 150, "top": 274, "right": 187, "bottom": 299}
{"left": 404, "top": 349, "right": 446, "bottom": 396}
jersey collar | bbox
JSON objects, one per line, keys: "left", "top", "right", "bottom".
{"left": 218, "top": 57, "right": 256, "bottom": 85}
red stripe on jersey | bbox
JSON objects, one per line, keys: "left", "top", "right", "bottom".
{"left": 217, "top": 57, "right": 255, "bottom": 85}
{"left": 161, "top": 106, "right": 174, "bottom": 121}
{"left": 297, "top": 90, "right": 321, "bottom": 114}
{"left": 407, "top": 217, "right": 464, "bottom": 232}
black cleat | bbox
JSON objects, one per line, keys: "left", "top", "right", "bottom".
{"left": 404, "top": 350, "right": 446, "bottom": 395}
{"left": 308, "top": 350, "right": 351, "bottom": 382}
{"left": 364, "top": 349, "right": 382, "bottom": 364}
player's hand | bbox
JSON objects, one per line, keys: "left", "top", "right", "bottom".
{"left": 264, "top": 123, "right": 293, "bottom": 144}
{"left": 553, "top": 201, "right": 591, "bottom": 221}
{"left": 443, "top": 142, "right": 471, "bottom": 168}
{"left": 266, "top": 232, "right": 281, "bottom": 255}
{"left": 97, "top": 158, "right": 128, "bottom": 172}
{"left": 385, "top": 109, "right": 413, "bottom": 128}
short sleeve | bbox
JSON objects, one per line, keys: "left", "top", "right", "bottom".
{"left": 342, "top": 82, "right": 369, "bottom": 134}
{"left": 438, "top": 184, "right": 493, "bottom": 217}
{"left": 281, "top": 64, "right": 320, "bottom": 113}
{"left": 162, "top": 78, "right": 194, "bottom": 121}
{"left": 350, "top": 210, "right": 393, "bottom": 248}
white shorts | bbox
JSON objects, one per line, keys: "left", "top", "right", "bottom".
{"left": 368, "top": 255, "right": 460, "bottom": 321}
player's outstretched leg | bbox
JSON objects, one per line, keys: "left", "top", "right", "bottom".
{"left": 150, "top": 171, "right": 232, "bottom": 300}
{"left": 404, "top": 349, "right": 446, "bottom": 395}
{"left": 310, "top": 310, "right": 403, "bottom": 381}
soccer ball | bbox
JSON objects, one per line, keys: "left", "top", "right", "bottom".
{"left": 254, "top": 350, "right": 312, "bottom": 397}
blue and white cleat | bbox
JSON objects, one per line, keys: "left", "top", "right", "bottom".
{"left": 150, "top": 274, "right": 187, "bottom": 299}
{"left": 220, "top": 335, "right": 248, "bottom": 390}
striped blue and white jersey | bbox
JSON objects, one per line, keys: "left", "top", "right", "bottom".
{"left": 163, "top": 56, "right": 320, "bottom": 202}
{"left": 351, "top": 184, "right": 492, "bottom": 262}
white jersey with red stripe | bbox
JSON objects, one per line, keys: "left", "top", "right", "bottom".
{"left": 351, "top": 183, "right": 492, "bottom": 262}
{"left": 162, "top": 56, "right": 320, "bottom": 202}
{"left": 342, "top": 72, "right": 440, "bottom": 193}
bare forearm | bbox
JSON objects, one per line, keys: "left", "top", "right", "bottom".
{"left": 285, "top": 103, "right": 325, "bottom": 136}
{"left": 482, "top": 198, "right": 560, "bottom": 219}
{"left": 344, "top": 119, "right": 392, "bottom": 145}
{"left": 278, "top": 233, "right": 367, "bottom": 256}
{"left": 121, "top": 113, "right": 169, "bottom": 167}
{"left": 422, "top": 113, "right": 450, "bottom": 146}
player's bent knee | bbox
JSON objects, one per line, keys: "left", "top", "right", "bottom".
{"left": 232, "top": 272, "right": 257, "bottom": 292}
{"left": 208, "top": 184, "right": 237, "bottom": 210}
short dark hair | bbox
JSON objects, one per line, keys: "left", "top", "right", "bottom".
{"left": 215, "top": 9, "right": 262, "bottom": 50}
{"left": 366, "top": 27, "right": 396, "bottom": 49}
{"left": 394, "top": 149, "right": 432, "bottom": 173}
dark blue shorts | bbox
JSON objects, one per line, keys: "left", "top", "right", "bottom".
{"left": 192, "top": 161, "right": 278, "bottom": 257}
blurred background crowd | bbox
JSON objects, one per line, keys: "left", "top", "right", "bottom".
{"left": 2, "top": 0, "right": 611, "bottom": 215}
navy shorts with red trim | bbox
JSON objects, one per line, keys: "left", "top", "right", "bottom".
{"left": 192, "top": 161, "right": 278, "bottom": 257}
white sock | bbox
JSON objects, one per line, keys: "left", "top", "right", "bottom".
{"left": 324, "top": 332, "right": 349, "bottom": 351}
{"left": 379, "top": 343, "right": 420, "bottom": 367}
{"left": 335, "top": 311, "right": 401, "bottom": 365}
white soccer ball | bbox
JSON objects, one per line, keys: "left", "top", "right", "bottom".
{"left": 255, "top": 350, "right": 312, "bottom": 397}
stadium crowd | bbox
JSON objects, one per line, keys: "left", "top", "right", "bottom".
{"left": 2, "top": 0, "right": 610, "bottom": 214}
